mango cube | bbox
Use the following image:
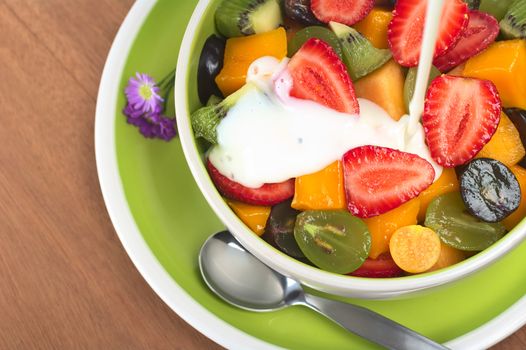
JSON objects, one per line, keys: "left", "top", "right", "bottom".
{"left": 463, "top": 40, "right": 526, "bottom": 109}
{"left": 291, "top": 161, "right": 346, "bottom": 211}
{"left": 215, "top": 27, "right": 287, "bottom": 96}
{"left": 364, "top": 198, "right": 420, "bottom": 259}
{"left": 353, "top": 59, "right": 406, "bottom": 121}
{"left": 476, "top": 112, "right": 526, "bottom": 166}
{"left": 353, "top": 8, "right": 393, "bottom": 49}
{"left": 226, "top": 199, "right": 271, "bottom": 236}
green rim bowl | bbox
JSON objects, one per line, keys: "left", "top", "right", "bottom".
{"left": 176, "top": 0, "right": 526, "bottom": 299}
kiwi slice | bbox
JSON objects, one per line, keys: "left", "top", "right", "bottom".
{"left": 329, "top": 22, "right": 392, "bottom": 81}
{"left": 500, "top": 0, "right": 526, "bottom": 39}
{"left": 288, "top": 26, "right": 343, "bottom": 59}
{"left": 191, "top": 84, "right": 257, "bottom": 144}
{"left": 215, "top": 0, "right": 283, "bottom": 38}
{"left": 206, "top": 95, "right": 222, "bottom": 107}
{"left": 479, "top": 0, "right": 515, "bottom": 21}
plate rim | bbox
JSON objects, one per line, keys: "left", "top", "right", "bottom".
{"left": 94, "top": 1, "right": 276, "bottom": 349}
{"left": 94, "top": 1, "right": 526, "bottom": 349}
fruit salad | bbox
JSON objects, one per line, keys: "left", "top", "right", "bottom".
{"left": 191, "top": 0, "right": 526, "bottom": 278}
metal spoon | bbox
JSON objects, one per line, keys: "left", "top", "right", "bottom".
{"left": 199, "top": 231, "right": 449, "bottom": 350}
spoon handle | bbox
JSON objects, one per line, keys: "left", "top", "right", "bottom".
{"left": 302, "top": 294, "right": 449, "bottom": 350}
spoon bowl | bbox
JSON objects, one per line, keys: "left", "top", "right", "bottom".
{"left": 199, "top": 231, "right": 304, "bottom": 311}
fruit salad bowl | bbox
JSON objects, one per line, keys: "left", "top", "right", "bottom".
{"left": 175, "top": 0, "right": 526, "bottom": 299}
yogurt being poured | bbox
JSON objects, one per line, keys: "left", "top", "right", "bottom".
{"left": 208, "top": 56, "right": 443, "bottom": 188}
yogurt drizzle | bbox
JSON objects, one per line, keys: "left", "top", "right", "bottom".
{"left": 209, "top": 1, "right": 446, "bottom": 188}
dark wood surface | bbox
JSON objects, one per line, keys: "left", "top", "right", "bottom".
{"left": 0, "top": 0, "right": 524, "bottom": 348}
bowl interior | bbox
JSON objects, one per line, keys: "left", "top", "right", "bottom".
{"left": 177, "top": 0, "right": 526, "bottom": 297}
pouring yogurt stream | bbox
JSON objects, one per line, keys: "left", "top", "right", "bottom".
{"left": 209, "top": 0, "right": 446, "bottom": 188}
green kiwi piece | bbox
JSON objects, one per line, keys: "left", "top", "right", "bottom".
{"left": 329, "top": 21, "right": 392, "bottom": 81}
{"left": 479, "top": 0, "right": 515, "bottom": 21}
{"left": 206, "top": 95, "right": 222, "bottom": 107}
{"left": 500, "top": 0, "right": 526, "bottom": 39}
{"left": 288, "top": 26, "right": 343, "bottom": 59}
{"left": 215, "top": 0, "right": 283, "bottom": 38}
{"left": 191, "top": 84, "right": 257, "bottom": 144}
{"left": 403, "top": 66, "right": 441, "bottom": 113}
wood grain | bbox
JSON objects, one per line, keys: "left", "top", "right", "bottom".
{"left": 0, "top": 0, "right": 523, "bottom": 349}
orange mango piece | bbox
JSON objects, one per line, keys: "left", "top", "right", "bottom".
{"left": 215, "top": 27, "right": 287, "bottom": 96}
{"left": 226, "top": 199, "right": 271, "bottom": 236}
{"left": 364, "top": 198, "right": 420, "bottom": 259}
{"left": 463, "top": 40, "right": 526, "bottom": 109}
{"left": 390, "top": 225, "right": 441, "bottom": 273}
{"left": 291, "top": 161, "right": 346, "bottom": 210}
{"left": 502, "top": 165, "right": 526, "bottom": 230}
{"left": 417, "top": 168, "right": 459, "bottom": 222}
{"left": 353, "top": 7, "right": 393, "bottom": 49}
{"left": 426, "top": 242, "right": 466, "bottom": 272}
{"left": 476, "top": 112, "right": 526, "bottom": 167}
{"left": 353, "top": 59, "right": 406, "bottom": 121}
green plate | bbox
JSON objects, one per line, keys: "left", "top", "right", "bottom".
{"left": 96, "top": 1, "right": 526, "bottom": 348}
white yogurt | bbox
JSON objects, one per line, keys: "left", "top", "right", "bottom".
{"left": 407, "top": 0, "right": 446, "bottom": 137}
{"left": 208, "top": 57, "right": 442, "bottom": 188}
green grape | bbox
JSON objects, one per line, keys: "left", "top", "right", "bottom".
{"left": 294, "top": 210, "right": 371, "bottom": 274}
{"left": 425, "top": 192, "right": 506, "bottom": 251}
{"left": 403, "top": 65, "right": 441, "bottom": 113}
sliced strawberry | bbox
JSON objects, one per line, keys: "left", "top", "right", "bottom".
{"left": 342, "top": 146, "right": 435, "bottom": 218}
{"left": 422, "top": 75, "right": 501, "bottom": 168}
{"left": 207, "top": 160, "right": 294, "bottom": 206}
{"left": 350, "top": 253, "right": 404, "bottom": 278}
{"left": 288, "top": 38, "right": 359, "bottom": 114}
{"left": 388, "top": 0, "right": 468, "bottom": 67}
{"left": 310, "top": 0, "right": 374, "bottom": 26}
{"left": 434, "top": 10, "right": 499, "bottom": 72}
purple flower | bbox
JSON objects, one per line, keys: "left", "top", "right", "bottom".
{"left": 125, "top": 73, "right": 163, "bottom": 114}
{"left": 122, "top": 71, "right": 177, "bottom": 142}
{"left": 123, "top": 103, "right": 177, "bottom": 141}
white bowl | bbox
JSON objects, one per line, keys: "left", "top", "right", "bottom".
{"left": 175, "top": 0, "right": 526, "bottom": 299}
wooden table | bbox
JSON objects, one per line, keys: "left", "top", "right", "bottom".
{"left": 0, "top": 0, "right": 524, "bottom": 348}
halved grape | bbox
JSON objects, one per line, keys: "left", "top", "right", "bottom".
{"left": 425, "top": 192, "right": 506, "bottom": 251}
{"left": 294, "top": 210, "right": 370, "bottom": 274}
{"left": 262, "top": 200, "right": 304, "bottom": 258}
{"left": 197, "top": 34, "right": 226, "bottom": 104}
{"left": 460, "top": 158, "right": 521, "bottom": 222}
{"left": 288, "top": 26, "right": 343, "bottom": 59}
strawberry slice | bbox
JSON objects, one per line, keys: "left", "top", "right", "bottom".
{"left": 422, "top": 75, "right": 501, "bottom": 167}
{"left": 388, "top": 0, "right": 468, "bottom": 67}
{"left": 350, "top": 253, "right": 403, "bottom": 278}
{"left": 342, "top": 146, "right": 435, "bottom": 218}
{"left": 310, "top": 0, "right": 374, "bottom": 26}
{"left": 207, "top": 160, "right": 294, "bottom": 206}
{"left": 434, "top": 10, "right": 499, "bottom": 72}
{"left": 288, "top": 38, "right": 359, "bottom": 114}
